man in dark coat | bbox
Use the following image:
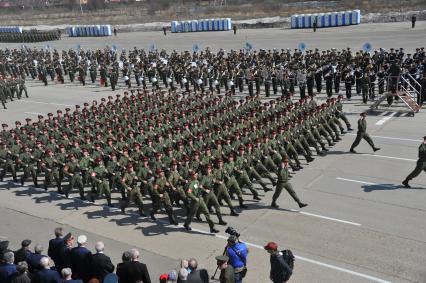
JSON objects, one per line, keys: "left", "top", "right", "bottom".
{"left": 14, "top": 240, "right": 31, "bottom": 264}
{"left": 264, "top": 242, "right": 293, "bottom": 283}
{"left": 32, "top": 257, "right": 60, "bottom": 283}
{"left": 69, "top": 235, "right": 91, "bottom": 282}
{"left": 116, "top": 249, "right": 151, "bottom": 283}
{"left": 47, "top": 228, "right": 65, "bottom": 266}
{"left": 90, "top": 242, "right": 115, "bottom": 282}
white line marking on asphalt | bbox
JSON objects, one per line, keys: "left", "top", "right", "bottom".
{"left": 359, "top": 153, "right": 416, "bottom": 162}
{"left": 375, "top": 112, "right": 396, "bottom": 126}
{"left": 347, "top": 133, "right": 421, "bottom": 143}
{"left": 18, "top": 100, "right": 73, "bottom": 107}
{"left": 288, "top": 209, "right": 361, "bottom": 226}
{"left": 0, "top": 180, "right": 389, "bottom": 283}
{"left": 336, "top": 177, "right": 399, "bottom": 189}
{"left": 24, "top": 112, "right": 44, "bottom": 116}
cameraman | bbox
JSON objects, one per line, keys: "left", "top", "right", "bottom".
{"left": 225, "top": 235, "right": 248, "bottom": 283}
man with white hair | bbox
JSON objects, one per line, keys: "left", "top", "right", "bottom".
{"left": 26, "top": 243, "right": 46, "bottom": 273}
{"left": 61, "top": 267, "right": 82, "bottom": 283}
{"left": 32, "top": 257, "right": 60, "bottom": 283}
{"left": 117, "top": 248, "right": 151, "bottom": 283}
{"left": 0, "top": 252, "right": 17, "bottom": 283}
{"left": 90, "top": 241, "right": 114, "bottom": 282}
{"left": 70, "top": 235, "right": 91, "bottom": 282}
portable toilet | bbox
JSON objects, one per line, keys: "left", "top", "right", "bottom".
{"left": 352, "top": 9, "right": 361, "bottom": 25}
{"left": 197, "top": 20, "right": 203, "bottom": 32}
{"left": 291, "top": 15, "right": 297, "bottom": 29}
{"left": 324, "top": 13, "right": 331, "bottom": 27}
{"left": 304, "top": 14, "right": 311, "bottom": 28}
{"left": 330, "top": 12, "right": 338, "bottom": 27}
{"left": 337, "top": 12, "right": 343, "bottom": 26}
{"left": 171, "top": 21, "right": 177, "bottom": 33}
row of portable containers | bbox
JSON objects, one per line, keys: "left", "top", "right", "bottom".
{"left": 0, "top": 27, "right": 23, "bottom": 33}
{"left": 291, "top": 10, "right": 361, "bottom": 29}
{"left": 171, "top": 18, "right": 232, "bottom": 33}
{"left": 67, "top": 25, "right": 112, "bottom": 37}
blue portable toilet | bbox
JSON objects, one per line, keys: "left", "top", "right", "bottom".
{"left": 352, "top": 10, "right": 361, "bottom": 25}
{"left": 218, "top": 19, "right": 224, "bottom": 31}
{"left": 224, "top": 18, "right": 231, "bottom": 30}
{"left": 192, "top": 20, "right": 198, "bottom": 32}
{"left": 304, "top": 14, "right": 311, "bottom": 28}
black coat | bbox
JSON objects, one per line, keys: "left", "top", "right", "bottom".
{"left": 269, "top": 253, "right": 292, "bottom": 283}
{"left": 186, "top": 269, "right": 209, "bottom": 283}
{"left": 90, "top": 253, "right": 115, "bottom": 282}
{"left": 69, "top": 247, "right": 92, "bottom": 281}
{"left": 116, "top": 261, "right": 151, "bottom": 283}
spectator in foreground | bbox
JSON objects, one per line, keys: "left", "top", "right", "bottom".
{"left": 10, "top": 261, "right": 32, "bottom": 283}
{"left": 61, "top": 268, "right": 82, "bottom": 283}
{"left": 14, "top": 240, "right": 31, "bottom": 264}
{"left": 70, "top": 235, "right": 91, "bottom": 282}
{"left": 215, "top": 255, "right": 235, "bottom": 283}
{"left": 26, "top": 244, "right": 45, "bottom": 273}
{"left": 116, "top": 249, "right": 151, "bottom": 283}
{"left": 32, "top": 257, "right": 60, "bottom": 283}
{"left": 0, "top": 252, "right": 17, "bottom": 283}
{"left": 90, "top": 241, "right": 115, "bottom": 282}
{"left": 56, "top": 234, "right": 74, "bottom": 273}
{"left": 186, "top": 258, "right": 209, "bottom": 283}
{"left": 264, "top": 242, "right": 293, "bottom": 283}
{"left": 48, "top": 228, "right": 65, "bottom": 266}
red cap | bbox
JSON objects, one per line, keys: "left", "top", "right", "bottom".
{"left": 264, "top": 242, "right": 278, "bottom": 251}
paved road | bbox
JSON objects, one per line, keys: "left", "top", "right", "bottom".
{"left": 1, "top": 22, "right": 426, "bottom": 283}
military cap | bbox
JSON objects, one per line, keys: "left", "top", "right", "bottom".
{"left": 190, "top": 170, "right": 198, "bottom": 176}
{"left": 57, "top": 110, "right": 62, "bottom": 114}
{"left": 65, "top": 108, "right": 71, "bottom": 111}
{"left": 238, "top": 146, "right": 245, "bottom": 151}
{"left": 75, "top": 105, "right": 80, "bottom": 109}
{"left": 360, "top": 112, "right": 367, "bottom": 116}
{"left": 48, "top": 113, "right": 53, "bottom": 117}
{"left": 183, "top": 155, "right": 190, "bottom": 161}
{"left": 82, "top": 148, "right": 89, "bottom": 152}
{"left": 156, "top": 168, "right": 163, "bottom": 174}
{"left": 45, "top": 149, "right": 52, "bottom": 154}
{"left": 25, "top": 118, "right": 32, "bottom": 122}
{"left": 83, "top": 102, "right": 89, "bottom": 106}
{"left": 215, "top": 255, "right": 229, "bottom": 263}
{"left": 172, "top": 160, "right": 178, "bottom": 166}
{"left": 15, "top": 121, "right": 21, "bottom": 125}
{"left": 194, "top": 151, "right": 200, "bottom": 156}
{"left": 1, "top": 123, "right": 7, "bottom": 128}
{"left": 95, "top": 157, "right": 102, "bottom": 163}
{"left": 59, "top": 144, "right": 65, "bottom": 148}
{"left": 282, "top": 158, "right": 289, "bottom": 163}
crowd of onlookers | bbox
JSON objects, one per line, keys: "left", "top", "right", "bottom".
{"left": 0, "top": 227, "right": 214, "bottom": 283}
{"left": 0, "top": 227, "right": 294, "bottom": 283}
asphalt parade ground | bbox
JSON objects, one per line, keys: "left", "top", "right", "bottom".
{"left": 1, "top": 22, "right": 426, "bottom": 283}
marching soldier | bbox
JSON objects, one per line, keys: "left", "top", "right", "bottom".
{"left": 350, "top": 112, "right": 380, "bottom": 153}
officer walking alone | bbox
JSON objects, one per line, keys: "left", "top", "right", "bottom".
{"left": 402, "top": 136, "right": 426, "bottom": 188}
{"left": 350, "top": 112, "right": 380, "bottom": 153}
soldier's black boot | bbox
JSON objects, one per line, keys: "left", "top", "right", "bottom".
{"left": 167, "top": 210, "right": 178, "bottom": 225}
{"left": 350, "top": 148, "right": 356, "bottom": 153}
{"left": 238, "top": 197, "right": 247, "bottom": 209}
{"left": 184, "top": 221, "right": 192, "bottom": 231}
{"left": 79, "top": 190, "right": 86, "bottom": 200}
{"left": 218, "top": 215, "right": 227, "bottom": 226}
{"left": 20, "top": 176, "right": 25, "bottom": 186}
{"left": 150, "top": 210, "right": 156, "bottom": 221}
{"left": 402, "top": 179, "right": 411, "bottom": 188}
{"left": 90, "top": 193, "right": 95, "bottom": 203}
{"left": 271, "top": 200, "right": 279, "bottom": 208}
{"left": 230, "top": 207, "right": 239, "bottom": 216}
{"left": 373, "top": 147, "right": 381, "bottom": 152}
{"left": 0, "top": 171, "right": 4, "bottom": 182}
{"left": 298, "top": 202, "right": 308, "bottom": 208}
{"left": 13, "top": 174, "right": 18, "bottom": 183}
{"left": 107, "top": 196, "right": 114, "bottom": 208}
{"left": 253, "top": 193, "right": 261, "bottom": 201}
{"left": 262, "top": 183, "right": 272, "bottom": 192}
{"left": 138, "top": 207, "right": 146, "bottom": 217}
{"left": 57, "top": 184, "right": 62, "bottom": 194}
{"left": 44, "top": 183, "right": 48, "bottom": 191}
{"left": 208, "top": 220, "right": 219, "bottom": 233}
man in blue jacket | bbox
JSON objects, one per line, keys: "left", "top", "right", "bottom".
{"left": 0, "top": 252, "right": 17, "bottom": 283}
{"left": 32, "top": 257, "right": 61, "bottom": 283}
{"left": 225, "top": 236, "right": 248, "bottom": 283}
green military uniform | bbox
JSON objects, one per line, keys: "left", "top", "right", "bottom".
{"left": 120, "top": 165, "right": 145, "bottom": 216}
{"left": 272, "top": 160, "right": 307, "bottom": 209}
{"left": 199, "top": 170, "right": 227, "bottom": 225}
{"left": 183, "top": 173, "right": 218, "bottom": 233}
{"left": 17, "top": 147, "right": 38, "bottom": 187}
{"left": 403, "top": 138, "right": 426, "bottom": 188}
{"left": 90, "top": 159, "right": 112, "bottom": 206}
{"left": 150, "top": 169, "right": 178, "bottom": 225}
{"left": 350, "top": 114, "right": 379, "bottom": 153}
{"left": 63, "top": 155, "right": 85, "bottom": 200}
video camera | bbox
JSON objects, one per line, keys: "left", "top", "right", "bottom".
{"left": 225, "top": 226, "right": 240, "bottom": 238}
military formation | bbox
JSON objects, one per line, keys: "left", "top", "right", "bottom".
{"left": 0, "top": 30, "right": 61, "bottom": 43}
{"left": 0, "top": 80, "right": 354, "bottom": 233}
{"left": 0, "top": 77, "right": 28, "bottom": 109}
{"left": 0, "top": 46, "right": 425, "bottom": 105}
